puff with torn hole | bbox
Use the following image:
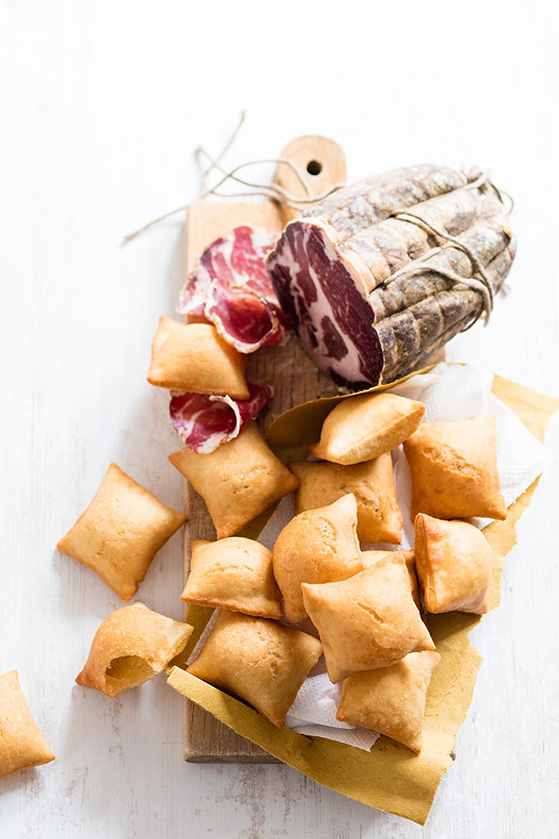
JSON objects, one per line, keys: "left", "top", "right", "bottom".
{"left": 76, "top": 603, "right": 193, "bottom": 697}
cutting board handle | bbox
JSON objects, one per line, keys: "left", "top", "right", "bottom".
{"left": 274, "top": 135, "right": 346, "bottom": 220}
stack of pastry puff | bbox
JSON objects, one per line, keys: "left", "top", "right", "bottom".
{"left": 179, "top": 390, "right": 506, "bottom": 754}
{"left": 42, "top": 324, "right": 506, "bottom": 777}
{"left": 2, "top": 306, "right": 506, "bottom": 782}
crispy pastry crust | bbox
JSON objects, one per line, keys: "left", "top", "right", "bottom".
{"left": 187, "top": 611, "right": 323, "bottom": 727}
{"left": 361, "top": 549, "right": 421, "bottom": 609}
{"left": 169, "top": 422, "right": 299, "bottom": 539}
{"left": 0, "top": 670, "right": 55, "bottom": 779}
{"left": 289, "top": 454, "right": 403, "bottom": 544}
{"left": 182, "top": 538, "right": 282, "bottom": 619}
{"left": 272, "top": 495, "right": 363, "bottom": 623}
{"left": 403, "top": 415, "right": 506, "bottom": 520}
{"left": 57, "top": 463, "right": 187, "bottom": 601}
{"left": 76, "top": 603, "right": 193, "bottom": 698}
{"left": 414, "top": 514, "right": 493, "bottom": 614}
{"left": 310, "top": 393, "right": 425, "bottom": 465}
{"left": 147, "top": 316, "right": 249, "bottom": 398}
{"left": 336, "top": 651, "right": 441, "bottom": 753}
{"left": 301, "top": 556, "right": 435, "bottom": 683}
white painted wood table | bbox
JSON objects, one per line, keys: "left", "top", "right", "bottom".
{"left": 1, "top": 1, "right": 558, "bottom": 836}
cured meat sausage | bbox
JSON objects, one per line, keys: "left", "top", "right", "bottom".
{"left": 267, "top": 165, "right": 515, "bottom": 390}
{"left": 178, "top": 226, "right": 288, "bottom": 354}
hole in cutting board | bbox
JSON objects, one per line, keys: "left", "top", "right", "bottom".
{"left": 306, "top": 160, "right": 322, "bottom": 176}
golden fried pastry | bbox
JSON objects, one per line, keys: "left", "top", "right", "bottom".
{"left": 57, "top": 463, "right": 186, "bottom": 601}
{"left": 169, "top": 422, "right": 299, "bottom": 539}
{"left": 182, "top": 537, "right": 282, "bottom": 619}
{"left": 76, "top": 602, "right": 193, "bottom": 698}
{"left": 289, "top": 454, "right": 403, "bottom": 544}
{"left": 147, "top": 316, "right": 249, "bottom": 398}
{"left": 336, "top": 651, "right": 441, "bottom": 753}
{"left": 310, "top": 392, "right": 425, "bottom": 465}
{"left": 187, "top": 611, "right": 323, "bottom": 727}
{"left": 301, "top": 556, "right": 435, "bottom": 683}
{"left": 414, "top": 513, "right": 493, "bottom": 614}
{"left": 403, "top": 415, "right": 506, "bottom": 520}
{"left": 361, "top": 549, "right": 421, "bottom": 609}
{"left": 272, "top": 495, "right": 363, "bottom": 623}
{"left": 0, "top": 670, "right": 55, "bottom": 780}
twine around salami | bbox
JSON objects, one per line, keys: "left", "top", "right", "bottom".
{"left": 387, "top": 172, "right": 512, "bottom": 330}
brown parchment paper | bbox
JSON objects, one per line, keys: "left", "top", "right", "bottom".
{"left": 168, "top": 368, "right": 558, "bottom": 825}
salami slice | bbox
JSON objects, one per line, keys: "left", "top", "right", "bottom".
{"left": 178, "top": 226, "right": 287, "bottom": 353}
{"left": 169, "top": 383, "right": 273, "bottom": 453}
{"left": 267, "top": 164, "right": 515, "bottom": 390}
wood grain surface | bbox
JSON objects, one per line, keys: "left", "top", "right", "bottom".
{"left": 182, "top": 138, "right": 345, "bottom": 761}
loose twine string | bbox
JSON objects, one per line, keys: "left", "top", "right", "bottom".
{"left": 122, "top": 116, "right": 512, "bottom": 331}
{"left": 123, "top": 112, "right": 345, "bottom": 244}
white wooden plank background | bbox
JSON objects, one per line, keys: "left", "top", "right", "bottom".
{"left": 1, "top": 1, "right": 558, "bottom": 836}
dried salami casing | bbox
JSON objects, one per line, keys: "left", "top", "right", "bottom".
{"left": 267, "top": 164, "right": 515, "bottom": 390}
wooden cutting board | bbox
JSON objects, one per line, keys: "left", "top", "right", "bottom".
{"left": 182, "top": 136, "right": 346, "bottom": 762}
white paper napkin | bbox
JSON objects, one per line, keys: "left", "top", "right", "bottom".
{"left": 284, "top": 660, "right": 380, "bottom": 749}
{"left": 264, "top": 363, "right": 553, "bottom": 750}
{"left": 387, "top": 363, "right": 553, "bottom": 545}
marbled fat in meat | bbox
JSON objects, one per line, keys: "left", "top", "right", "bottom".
{"left": 178, "top": 226, "right": 287, "bottom": 353}
{"left": 169, "top": 383, "right": 273, "bottom": 453}
{"left": 267, "top": 165, "right": 515, "bottom": 390}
